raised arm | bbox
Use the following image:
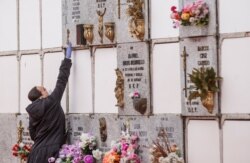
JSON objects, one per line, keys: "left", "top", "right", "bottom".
{"left": 49, "top": 43, "right": 72, "bottom": 101}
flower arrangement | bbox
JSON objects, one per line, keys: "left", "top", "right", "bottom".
{"left": 103, "top": 130, "right": 140, "bottom": 163}
{"left": 170, "top": 0, "right": 209, "bottom": 28}
{"left": 149, "top": 129, "right": 184, "bottom": 163}
{"left": 48, "top": 132, "right": 102, "bottom": 163}
{"left": 12, "top": 142, "right": 32, "bottom": 161}
{"left": 185, "top": 67, "right": 222, "bottom": 113}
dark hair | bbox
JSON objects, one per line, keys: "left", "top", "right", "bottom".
{"left": 28, "top": 86, "right": 42, "bottom": 102}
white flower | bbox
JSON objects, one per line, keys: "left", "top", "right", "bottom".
{"left": 80, "top": 133, "right": 89, "bottom": 141}
{"left": 149, "top": 147, "right": 155, "bottom": 153}
{"left": 55, "top": 158, "right": 62, "bottom": 163}
{"left": 19, "top": 142, "right": 24, "bottom": 148}
{"left": 159, "top": 156, "right": 170, "bottom": 163}
{"left": 129, "top": 92, "right": 134, "bottom": 98}
{"left": 189, "top": 17, "right": 195, "bottom": 23}
{"left": 159, "top": 153, "right": 185, "bottom": 163}
{"left": 92, "top": 149, "right": 103, "bottom": 160}
{"left": 80, "top": 140, "right": 88, "bottom": 148}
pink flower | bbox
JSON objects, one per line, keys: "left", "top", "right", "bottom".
{"left": 121, "top": 143, "right": 129, "bottom": 151}
{"left": 170, "top": 13, "right": 180, "bottom": 20}
{"left": 112, "top": 146, "right": 118, "bottom": 152}
{"left": 171, "top": 6, "right": 177, "bottom": 13}
{"left": 173, "top": 21, "right": 180, "bottom": 28}
{"left": 133, "top": 91, "right": 140, "bottom": 98}
{"left": 48, "top": 157, "right": 55, "bottom": 163}
{"left": 182, "top": 4, "right": 192, "bottom": 13}
{"left": 83, "top": 155, "right": 94, "bottom": 163}
{"left": 121, "top": 150, "right": 127, "bottom": 157}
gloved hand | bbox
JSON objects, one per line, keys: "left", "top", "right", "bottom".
{"left": 66, "top": 42, "right": 72, "bottom": 59}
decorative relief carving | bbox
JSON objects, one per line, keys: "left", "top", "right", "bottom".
{"left": 127, "top": 0, "right": 145, "bottom": 41}
{"left": 99, "top": 117, "right": 107, "bottom": 142}
{"left": 115, "top": 68, "right": 124, "bottom": 108}
{"left": 96, "top": 8, "right": 106, "bottom": 43}
{"left": 17, "top": 120, "right": 24, "bottom": 144}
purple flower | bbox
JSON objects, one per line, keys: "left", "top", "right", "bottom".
{"left": 83, "top": 155, "right": 94, "bottom": 163}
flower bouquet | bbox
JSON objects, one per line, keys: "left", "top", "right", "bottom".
{"left": 12, "top": 142, "right": 32, "bottom": 161}
{"left": 170, "top": 0, "right": 209, "bottom": 28}
{"left": 149, "top": 129, "right": 184, "bottom": 163}
{"left": 48, "top": 132, "right": 102, "bottom": 163}
{"left": 103, "top": 130, "right": 140, "bottom": 163}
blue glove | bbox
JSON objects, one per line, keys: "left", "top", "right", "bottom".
{"left": 66, "top": 42, "right": 72, "bottom": 59}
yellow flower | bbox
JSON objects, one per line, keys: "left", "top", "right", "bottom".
{"left": 181, "top": 13, "right": 190, "bottom": 21}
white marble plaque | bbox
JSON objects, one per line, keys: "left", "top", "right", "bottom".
{"left": 42, "top": 0, "right": 62, "bottom": 48}
{"left": 43, "top": 53, "right": 67, "bottom": 112}
{"left": 219, "top": 0, "right": 250, "bottom": 33}
{"left": 0, "top": 56, "right": 18, "bottom": 113}
{"left": 94, "top": 48, "right": 117, "bottom": 113}
{"left": 69, "top": 50, "right": 93, "bottom": 113}
{"left": 187, "top": 120, "right": 220, "bottom": 163}
{"left": 152, "top": 43, "right": 181, "bottom": 113}
{"left": 221, "top": 38, "right": 250, "bottom": 113}
{"left": 223, "top": 121, "right": 250, "bottom": 163}
{"left": 0, "top": 0, "right": 17, "bottom": 51}
{"left": 20, "top": 0, "right": 40, "bottom": 50}
{"left": 151, "top": 0, "right": 179, "bottom": 38}
{"left": 20, "top": 55, "right": 41, "bottom": 113}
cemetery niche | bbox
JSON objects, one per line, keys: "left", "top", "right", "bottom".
{"left": 62, "top": 0, "right": 117, "bottom": 46}
{"left": 180, "top": 36, "right": 219, "bottom": 116}
{"left": 62, "top": 0, "right": 149, "bottom": 46}
{"left": 117, "top": 42, "right": 150, "bottom": 116}
{"left": 118, "top": 115, "right": 184, "bottom": 163}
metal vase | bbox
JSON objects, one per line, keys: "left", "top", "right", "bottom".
{"left": 201, "top": 91, "right": 214, "bottom": 114}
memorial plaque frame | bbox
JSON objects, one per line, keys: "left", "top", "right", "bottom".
{"left": 119, "top": 114, "right": 184, "bottom": 162}
{"left": 117, "top": 42, "right": 151, "bottom": 116}
{"left": 180, "top": 36, "right": 218, "bottom": 116}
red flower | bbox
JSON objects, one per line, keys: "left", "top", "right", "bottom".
{"left": 12, "top": 151, "right": 18, "bottom": 156}
{"left": 171, "top": 6, "right": 177, "bottom": 13}
{"left": 23, "top": 145, "right": 31, "bottom": 151}
{"left": 12, "top": 144, "right": 19, "bottom": 151}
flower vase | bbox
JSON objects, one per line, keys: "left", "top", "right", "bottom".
{"left": 133, "top": 97, "right": 147, "bottom": 115}
{"left": 201, "top": 91, "right": 214, "bottom": 114}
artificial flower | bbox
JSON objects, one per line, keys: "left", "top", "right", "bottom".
{"left": 170, "top": 0, "right": 209, "bottom": 27}
{"left": 92, "top": 149, "right": 103, "bottom": 160}
{"left": 83, "top": 155, "right": 94, "bottom": 163}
